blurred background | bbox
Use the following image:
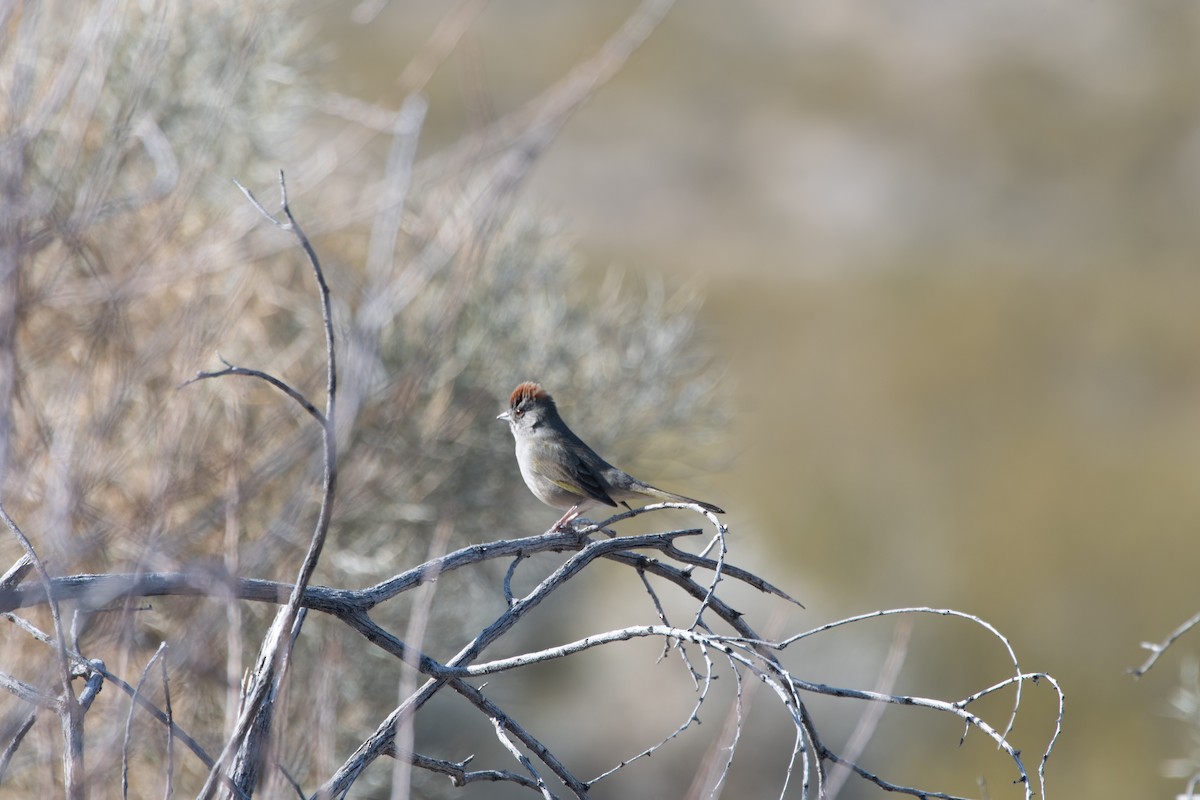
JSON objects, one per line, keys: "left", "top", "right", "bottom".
{"left": 2, "top": 0, "right": 1199, "bottom": 797}
{"left": 329, "top": 1, "right": 1200, "bottom": 797}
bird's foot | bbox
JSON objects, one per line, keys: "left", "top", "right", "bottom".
{"left": 554, "top": 517, "right": 616, "bottom": 538}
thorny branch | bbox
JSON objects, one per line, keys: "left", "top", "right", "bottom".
{"left": 1, "top": 508, "right": 1063, "bottom": 800}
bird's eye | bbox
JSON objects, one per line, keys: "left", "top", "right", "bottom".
{"left": 513, "top": 408, "right": 523, "bottom": 417}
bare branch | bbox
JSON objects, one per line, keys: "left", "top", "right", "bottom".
{"left": 447, "top": 681, "right": 589, "bottom": 798}
{"left": 404, "top": 750, "right": 542, "bottom": 791}
{"left": 0, "top": 556, "right": 33, "bottom": 591}
{"left": 491, "top": 717, "right": 555, "bottom": 800}
{"left": 0, "top": 670, "right": 58, "bottom": 708}
{"left": 0, "top": 2, "right": 1067, "bottom": 788}
{"left": 392, "top": 515, "right": 454, "bottom": 800}
{"left": 2, "top": 612, "right": 240, "bottom": 797}
{"left": 202, "top": 171, "right": 340, "bottom": 799}
{"left": 778, "top": 606, "right": 1025, "bottom": 739}
{"left": 0, "top": 708, "right": 37, "bottom": 781}
{"left": 1130, "top": 609, "right": 1200, "bottom": 678}
{"left": 160, "top": 651, "right": 174, "bottom": 800}
{"left": 825, "top": 618, "right": 912, "bottom": 800}
{"left": 181, "top": 354, "right": 326, "bottom": 426}
{"left": 123, "top": 643, "right": 168, "bottom": 800}
{"left": 0, "top": 503, "right": 84, "bottom": 798}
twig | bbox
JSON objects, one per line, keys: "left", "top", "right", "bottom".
{"left": 0, "top": 708, "right": 37, "bottom": 781}
{"left": 200, "top": 171, "right": 340, "bottom": 798}
{"left": 821, "top": 751, "right": 975, "bottom": 800}
{"left": 959, "top": 671, "right": 1064, "bottom": 798}
{"left": 0, "top": 520, "right": 1060, "bottom": 800}
{"left": 686, "top": 511, "right": 729, "bottom": 629}
{"left": 685, "top": 608, "right": 792, "bottom": 800}
{"left": 123, "top": 643, "right": 168, "bottom": 800}
{"left": 0, "top": 502, "right": 84, "bottom": 798}
{"left": 1184, "top": 771, "right": 1200, "bottom": 800}
{"left": 585, "top": 504, "right": 802, "bottom": 607}
{"left": 0, "top": 669, "right": 58, "bottom": 707}
{"left": 223, "top": 465, "right": 243, "bottom": 743}
{"left": 446, "top": 683, "right": 582, "bottom": 796}
{"left": 160, "top": 651, "right": 174, "bottom": 800}
{"left": 391, "top": 515, "right": 454, "bottom": 800}
{"left": 503, "top": 553, "right": 525, "bottom": 608}
{"left": 588, "top": 636, "right": 717, "bottom": 787}
{"left": 777, "top": 606, "right": 1023, "bottom": 740}
{"left": 635, "top": 564, "right": 703, "bottom": 685}
{"left": 1130, "top": 609, "right": 1200, "bottom": 677}
{"left": 0, "top": 555, "right": 33, "bottom": 590}
{"left": 683, "top": 654, "right": 747, "bottom": 800}
{"left": 491, "top": 718, "right": 555, "bottom": 800}
{"left": 277, "top": 764, "right": 306, "bottom": 800}
{"left": 181, "top": 354, "right": 325, "bottom": 425}
{"left": 824, "top": 618, "right": 912, "bottom": 800}
{"left": 318, "top": 532, "right": 688, "bottom": 798}
{"left": 3, "top": 610, "right": 237, "bottom": 794}
{"left": 790, "top": 671, "right": 1063, "bottom": 800}
{"left": 401, "top": 750, "right": 541, "bottom": 790}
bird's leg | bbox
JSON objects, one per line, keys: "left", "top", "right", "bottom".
{"left": 551, "top": 504, "right": 584, "bottom": 532}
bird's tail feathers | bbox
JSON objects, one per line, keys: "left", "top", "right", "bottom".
{"left": 642, "top": 485, "right": 725, "bottom": 515}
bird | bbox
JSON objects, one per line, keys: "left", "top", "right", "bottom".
{"left": 497, "top": 381, "right": 725, "bottom": 530}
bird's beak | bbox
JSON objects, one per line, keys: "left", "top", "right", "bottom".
{"left": 496, "top": 411, "right": 511, "bottom": 422}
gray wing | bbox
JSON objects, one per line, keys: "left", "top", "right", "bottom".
{"left": 541, "top": 436, "right": 620, "bottom": 508}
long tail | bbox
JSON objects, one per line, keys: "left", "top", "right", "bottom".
{"left": 642, "top": 485, "right": 724, "bottom": 515}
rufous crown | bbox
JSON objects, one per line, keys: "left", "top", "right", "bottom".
{"left": 509, "top": 381, "right": 550, "bottom": 409}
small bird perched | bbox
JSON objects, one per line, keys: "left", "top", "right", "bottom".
{"left": 497, "top": 381, "right": 725, "bottom": 530}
